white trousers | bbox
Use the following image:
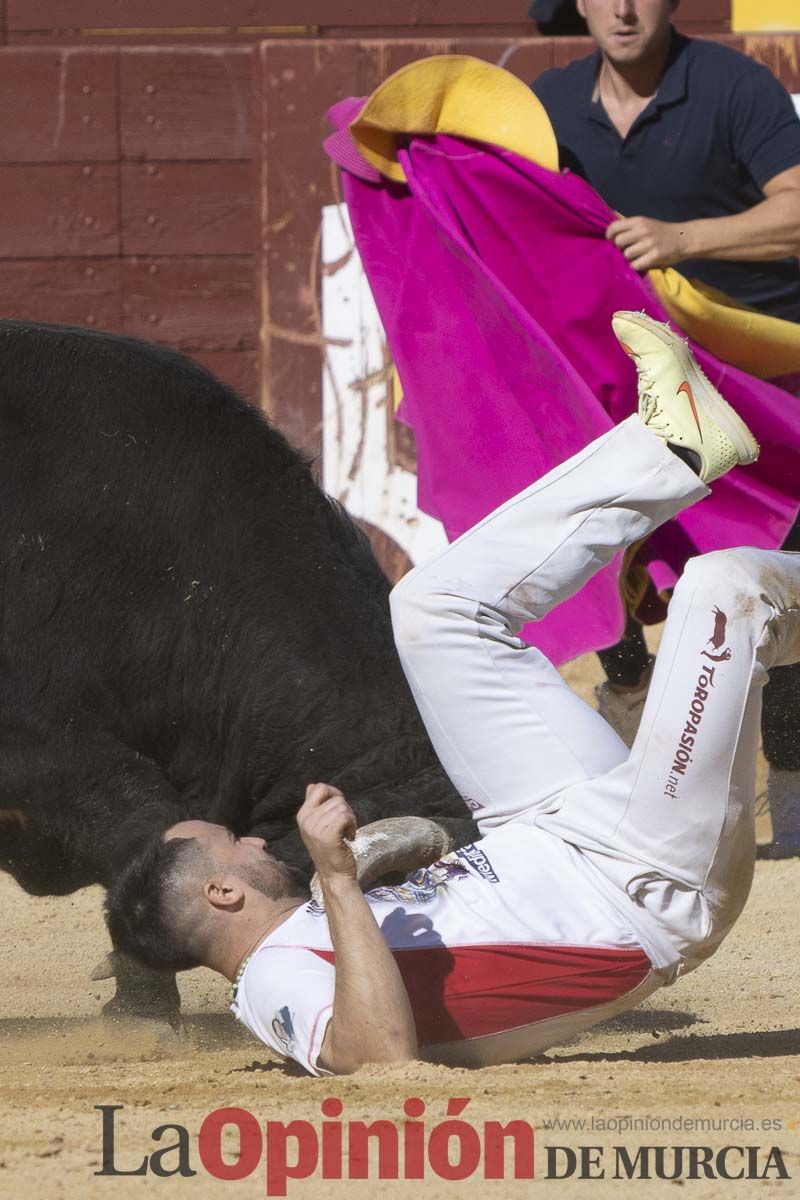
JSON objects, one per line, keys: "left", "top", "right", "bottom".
{"left": 391, "top": 416, "right": 800, "bottom": 971}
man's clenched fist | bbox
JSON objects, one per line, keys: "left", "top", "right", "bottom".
{"left": 297, "top": 782, "right": 358, "bottom": 882}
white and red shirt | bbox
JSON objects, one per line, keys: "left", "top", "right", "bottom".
{"left": 231, "top": 822, "right": 668, "bottom": 1075}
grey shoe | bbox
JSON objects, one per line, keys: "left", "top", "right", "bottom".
{"left": 760, "top": 766, "right": 800, "bottom": 859}
{"left": 595, "top": 679, "right": 649, "bottom": 749}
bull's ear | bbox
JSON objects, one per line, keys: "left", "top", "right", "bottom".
{"left": 203, "top": 874, "right": 245, "bottom": 911}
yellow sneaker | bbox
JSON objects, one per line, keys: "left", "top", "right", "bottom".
{"left": 612, "top": 310, "right": 760, "bottom": 484}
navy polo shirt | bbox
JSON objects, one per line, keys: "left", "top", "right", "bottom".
{"left": 531, "top": 31, "right": 800, "bottom": 321}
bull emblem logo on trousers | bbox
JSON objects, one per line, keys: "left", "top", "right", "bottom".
{"left": 702, "top": 606, "right": 732, "bottom": 662}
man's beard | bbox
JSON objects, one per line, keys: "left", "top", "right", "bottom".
{"left": 237, "top": 856, "right": 309, "bottom": 902}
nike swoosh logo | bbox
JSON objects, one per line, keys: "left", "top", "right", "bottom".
{"left": 620, "top": 342, "right": 638, "bottom": 359}
{"left": 677, "top": 380, "right": 703, "bottom": 442}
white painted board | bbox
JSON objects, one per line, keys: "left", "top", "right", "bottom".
{"left": 321, "top": 203, "right": 447, "bottom": 570}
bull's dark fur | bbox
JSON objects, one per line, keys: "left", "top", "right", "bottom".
{"left": 0, "top": 320, "right": 470, "bottom": 917}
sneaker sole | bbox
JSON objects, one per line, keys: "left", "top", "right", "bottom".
{"left": 616, "top": 311, "right": 760, "bottom": 468}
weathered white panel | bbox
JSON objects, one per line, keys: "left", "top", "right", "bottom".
{"left": 321, "top": 203, "right": 447, "bottom": 570}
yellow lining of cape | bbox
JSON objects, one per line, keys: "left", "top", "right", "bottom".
{"left": 649, "top": 269, "right": 800, "bottom": 378}
{"left": 349, "top": 54, "right": 559, "bottom": 182}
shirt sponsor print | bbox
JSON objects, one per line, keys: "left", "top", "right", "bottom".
{"left": 366, "top": 857, "right": 470, "bottom": 904}
{"left": 304, "top": 845, "right": 499, "bottom": 914}
{"left": 270, "top": 1005, "right": 298, "bottom": 1058}
{"left": 304, "top": 858, "right": 468, "bottom": 913}
{"left": 454, "top": 843, "right": 500, "bottom": 883}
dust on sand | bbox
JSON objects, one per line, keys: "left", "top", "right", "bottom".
{"left": 1, "top": 646, "right": 798, "bottom": 1199}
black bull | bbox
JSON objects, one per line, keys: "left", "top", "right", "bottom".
{"left": 0, "top": 320, "right": 472, "bottom": 1022}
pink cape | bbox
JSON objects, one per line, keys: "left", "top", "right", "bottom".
{"left": 326, "top": 101, "right": 800, "bottom": 664}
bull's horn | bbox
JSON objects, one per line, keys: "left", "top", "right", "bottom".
{"left": 309, "top": 816, "right": 454, "bottom": 906}
{"left": 90, "top": 950, "right": 122, "bottom": 981}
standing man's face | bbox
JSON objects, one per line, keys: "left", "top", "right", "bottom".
{"left": 577, "top": 0, "right": 677, "bottom": 66}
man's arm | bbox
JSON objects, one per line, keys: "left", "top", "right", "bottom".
{"left": 606, "top": 165, "right": 800, "bottom": 273}
{"left": 296, "top": 782, "right": 419, "bottom": 1074}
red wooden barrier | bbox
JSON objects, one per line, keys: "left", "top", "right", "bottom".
{"left": 122, "top": 256, "right": 258, "bottom": 348}
{"left": 0, "top": 30, "right": 796, "bottom": 448}
{"left": 120, "top": 49, "right": 257, "bottom": 159}
{"left": 121, "top": 163, "right": 258, "bottom": 255}
{"left": 0, "top": 50, "right": 117, "bottom": 159}
{"left": 1, "top": 0, "right": 731, "bottom": 43}
{"left": 0, "top": 164, "right": 119, "bottom": 257}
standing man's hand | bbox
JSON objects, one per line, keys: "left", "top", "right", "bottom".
{"left": 297, "top": 783, "right": 358, "bottom": 883}
{"left": 606, "top": 215, "right": 692, "bottom": 272}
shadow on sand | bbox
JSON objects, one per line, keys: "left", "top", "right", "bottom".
{"left": 551, "top": 1027, "right": 800, "bottom": 1066}
{"left": 2, "top": 1011, "right": 797, "bottom": 1074}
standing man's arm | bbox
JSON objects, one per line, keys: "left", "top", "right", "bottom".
{"left": 296, "top": 782, "right": 419, "bottom": 1074}
{"left": 608, "top": 55, "right": 800, "bottom": 273}
{"left": 607, "top": 165, "right": 800, "bottom": 272}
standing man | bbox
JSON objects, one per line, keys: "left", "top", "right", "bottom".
{"left": 531, "top": 0, "right": 800, "bottom": 854}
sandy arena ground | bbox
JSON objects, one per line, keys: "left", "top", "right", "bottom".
{"left": 1, "top": 637, "right": 799, "bottom": 1199}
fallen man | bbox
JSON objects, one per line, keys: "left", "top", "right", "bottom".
{"left": 109, "top": 311, "right": 794, "bottom": 1075}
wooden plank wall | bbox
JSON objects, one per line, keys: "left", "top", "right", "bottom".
{"left": 0, "top": 3, "right": 736, "bottom": 43}
{"left": 0, "top": 26, "right": 797, "bottom": 454}
{"left": 0, "top": 47, "right": 260, "bottom": 400}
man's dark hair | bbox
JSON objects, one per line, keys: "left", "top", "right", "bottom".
{"left": 528, "top": 0, "right": 588, "bottom": 35}
{"left": 105, "top": 834, "right": 208, "bottom": 973}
